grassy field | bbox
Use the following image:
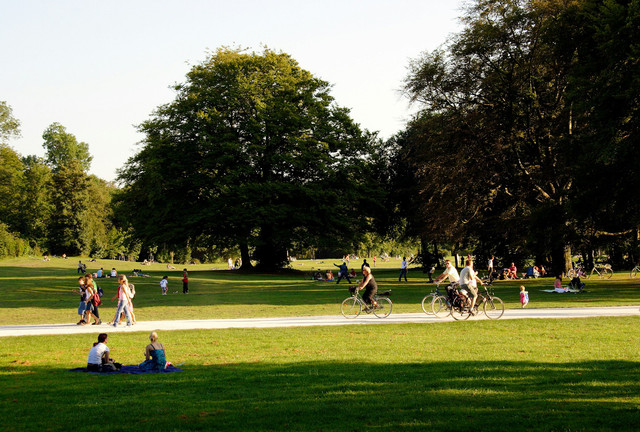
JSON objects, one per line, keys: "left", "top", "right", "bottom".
{"left": 1, "top": 256, "right": 639, "bottom": 431}
{"left": 1, "top": 256, "right": 639, "bottom": 325}
{"left": 1, "top": 318, "right": 639, "bottom": 431}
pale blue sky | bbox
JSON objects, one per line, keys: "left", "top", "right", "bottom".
{"left": 1, "top": 0, "right": 464, "bottom": 181}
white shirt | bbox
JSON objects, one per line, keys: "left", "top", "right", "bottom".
{"left": 160, "top": 279, "right": 168, "bottom": 289}
{"left": 460, "top": 266, "right": 477, "bottom": 287}
{"left": 400, "top": 260, "right": 407, "bottom": 269}
{"left": 442, "top": 265, "right": 460, "bottom": 282}
{"left": 87, "top": 342, "right": 109, "bottom": 365}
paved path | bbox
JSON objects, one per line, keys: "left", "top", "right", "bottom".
{"left": 1, "top": 306, "right": 638, "bottom": 337}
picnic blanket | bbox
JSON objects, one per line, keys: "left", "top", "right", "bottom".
{"left": 540, "top": 289, "right": 584, "bottom": 293}
{"left": 69, "top": 364, "right": 183, "bottom": 375}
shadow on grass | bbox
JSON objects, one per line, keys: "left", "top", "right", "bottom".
{"left": 2, "top": 360, "right": 639, "bottom": 431}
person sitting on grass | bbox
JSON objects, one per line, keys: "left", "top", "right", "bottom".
{"left": 325, "top": 270, "right": 334, "bottom": 281}
{"left": 554, "top": 275, "right": 568, "bottom": 293}
{"left": 139, "top": 331, "right": 170, "bottom": 371}
{"left": 87, "top": 333, "right": 120, "bottom": 372}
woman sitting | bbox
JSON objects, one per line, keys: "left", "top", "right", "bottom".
{"left": 139, "top": 331, "right": 168, "bottom": 371}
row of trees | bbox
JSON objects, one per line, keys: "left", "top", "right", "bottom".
{"left": 2, "top": 0, "right": 638, "bottom": 272}
{"left": 0, "top": 103, "right": 130, "bottom": 259}
{"left": 394, "top": 0, "right": 640, "bottom": 275}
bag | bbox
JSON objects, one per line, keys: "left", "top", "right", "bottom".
{"left": 97, "top": 286, "right": 104, "bottom": 297}
{"left": 93, "top": 292, "right": 102, "bottom": 307}
{"left": 129, "top": 284, "right": 136, "bottom": 298}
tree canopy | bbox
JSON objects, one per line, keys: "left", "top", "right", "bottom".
{"left": 397, "top": 0, "right": 640, "bottom": 273}
{"left": 115, "top": 48, "right": 385, "bottom": 270}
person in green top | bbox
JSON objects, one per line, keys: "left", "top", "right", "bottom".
{"left": 139, "top": 331, "right": 167, "bottom": 371}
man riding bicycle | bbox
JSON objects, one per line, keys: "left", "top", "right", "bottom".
{"left": 459, "top": 258, "right": 484, "bottom": 314}
{"left": 434, "top": 260, "right": 460, "bottom": 285}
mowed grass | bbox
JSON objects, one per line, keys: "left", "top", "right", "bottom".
{"left": 1, "top": 256, "right": 639, "bottom": 325}
{"left": 1, "top": 257, "right": 640, "bottom": 431}
{"left": 1, "top": 318, "right": 639, "bottom": 431}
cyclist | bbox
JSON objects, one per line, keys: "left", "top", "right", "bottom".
{"left": 357, "top": 265, "right": 378, "bottom": 311}
{"left": 459, "top": 258, "right": 484, "bottom": 314}
{"left": 434, "top": 260, "right": 460, "bottom": 285}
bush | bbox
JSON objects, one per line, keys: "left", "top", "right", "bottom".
{"left": 0, "top": 224, "right": 33, "bottom": 258}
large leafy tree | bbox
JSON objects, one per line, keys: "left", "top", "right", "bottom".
{"left": 401, "top": 0, "right": 582, "bottom": 274}
{"left": 42, "top": 122, "right": 92, "bottom": 173}
{"left": 116, "top": 48, "right": 383, "bottom": 270}
{"left": 42, "top": 123, "right": 92, "bottom": 255}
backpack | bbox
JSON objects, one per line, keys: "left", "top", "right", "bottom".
{"left": 97, "top": 285, "right": 104, "bottom": 297}
{"left": 129, "top": 284, "right": 136, "bottom": 298}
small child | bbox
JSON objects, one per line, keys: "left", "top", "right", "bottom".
{"left": 160, "top": 275, "right": 168, "bottom": 295}
{"left": 520, "top": 285, "right": 529, "bottom": 308}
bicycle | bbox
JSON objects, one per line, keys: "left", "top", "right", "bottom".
{"left": 567, "top": 265, "right": 586, "bottom": 279}
{"left": 430, "top": 282, "right": 457, "bottom": 318}
{"left": 421, "top": 282, "right": 446, "bottom": 315}
{"left": 340, "top": 286, "right": 392, "bottom": 319}
{"left": 447, "top": 284, "right": 505, "bottom": 320}
{"left": 631, "top": 265, "right": 640, "bottom": 278}
{"left": 588, "top": 263, "right": 613, "bottom": 279}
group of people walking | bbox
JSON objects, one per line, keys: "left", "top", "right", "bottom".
{"left": 73, "top": 274, "right": 136, "bottom": 327}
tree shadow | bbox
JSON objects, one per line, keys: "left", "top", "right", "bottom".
{"left": 2, "top": 360, "right": 638, "bottom": 431}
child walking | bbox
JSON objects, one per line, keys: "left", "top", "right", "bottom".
{"left": 520, "top": 285, "right": 529, "bottom": 308}
{"left": 160, "top": 275, "right": 168, "bottom": 295}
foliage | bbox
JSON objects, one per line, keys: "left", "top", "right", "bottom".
{"left": 0, "top": 224, "right": 33, "bottom": 258}
{"left": 116, "top": 47, "right": 385, "bottom": 271}
{"left": 397, "top": 0, "right": 640, "bottom": 274}
{"left": 0, "top": 100, "right": 20, "bottom": 143}
{"left": 41, "top": 122, "right": 92, "bottom": 172}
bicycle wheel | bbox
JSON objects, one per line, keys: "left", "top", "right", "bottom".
{"left": 373, "top": 297, "right": 393, "bottom": 318}
{"left": 450, "top": 301, "right": 470, "bottom": 320}
{"left": 484, "top": 296, "right": 505, "bottom": 319}
{"left": 341, "top": 297, "right": 362, "bottom": 318}
{"left": 631, "top": 267, "right": 638, "bottom": 278}
{"left": 432, "top": 295, "right": 451, "bottom": 318}
{"left": 567, "top": 269, "right": 576, "bottom": 278}
{"left": 603, "top": 268, "right": 613, "bottom": 279}
{"left": 421, "top": 294, "right": 435, "bottom": 314}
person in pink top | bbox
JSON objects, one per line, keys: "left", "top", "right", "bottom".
{"left": 520, "top": 286, "right": 529, "bottom": 308}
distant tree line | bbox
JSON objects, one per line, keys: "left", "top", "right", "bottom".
{"left": 1, "top": 0, "right": 638, "bottom": 272}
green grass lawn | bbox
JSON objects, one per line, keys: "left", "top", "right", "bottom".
{"left": 1, "top": 318, "right": 639, "bottom": 431}
{"left": 1, "top": 256, "right": 639, "bottom": 431}
{"left": 1, "top": 256, "right": 639, "bottom": 325}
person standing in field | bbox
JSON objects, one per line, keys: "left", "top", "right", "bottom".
{"left": 160, "top": 275, "right": 168, "bottom": 295}
{"left": 182, "top": 269, "right": 189, "bottom": 294}
{"left": 398, "top": 257, "right": 408, "bottom": 282}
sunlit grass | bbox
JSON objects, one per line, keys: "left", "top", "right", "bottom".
{"left": 1, "top": 256, "right": 640, "bottom": 325}
{"left": 1, "top": 317, "right": 639, "bottom": 431}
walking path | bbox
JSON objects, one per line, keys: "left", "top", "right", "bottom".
{"left": 1, "top": 306, "right": 638, "bottom": 337}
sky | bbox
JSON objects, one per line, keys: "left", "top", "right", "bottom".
{"left": 1, "top": 0, "right": 465, "bottom": 182}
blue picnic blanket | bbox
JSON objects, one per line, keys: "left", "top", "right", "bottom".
{"left": 69, "top": 364, "right": 183, "bottom": 375}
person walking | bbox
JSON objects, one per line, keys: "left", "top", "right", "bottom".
{"left": 160, "top": 275, "right": 168, "bottom": 295}
{"left": 398, "top": 257, "right": 408, "bottom": 282}
{"left": 182, "top": 269, "right": 189, "bottom": 294}
{"left": 111, "top": 275, "right": 133, "bottom": 327}
{"left": 334, "top": 262, "right": 351, "bottom": 284}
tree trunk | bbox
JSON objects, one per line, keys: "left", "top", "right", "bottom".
{"left": 240, "top": 242, "right": 252, "bottom": 270}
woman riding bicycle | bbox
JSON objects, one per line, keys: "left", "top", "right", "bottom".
{"left": 357, "top": 265, "right": 378, "bottom": 311}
